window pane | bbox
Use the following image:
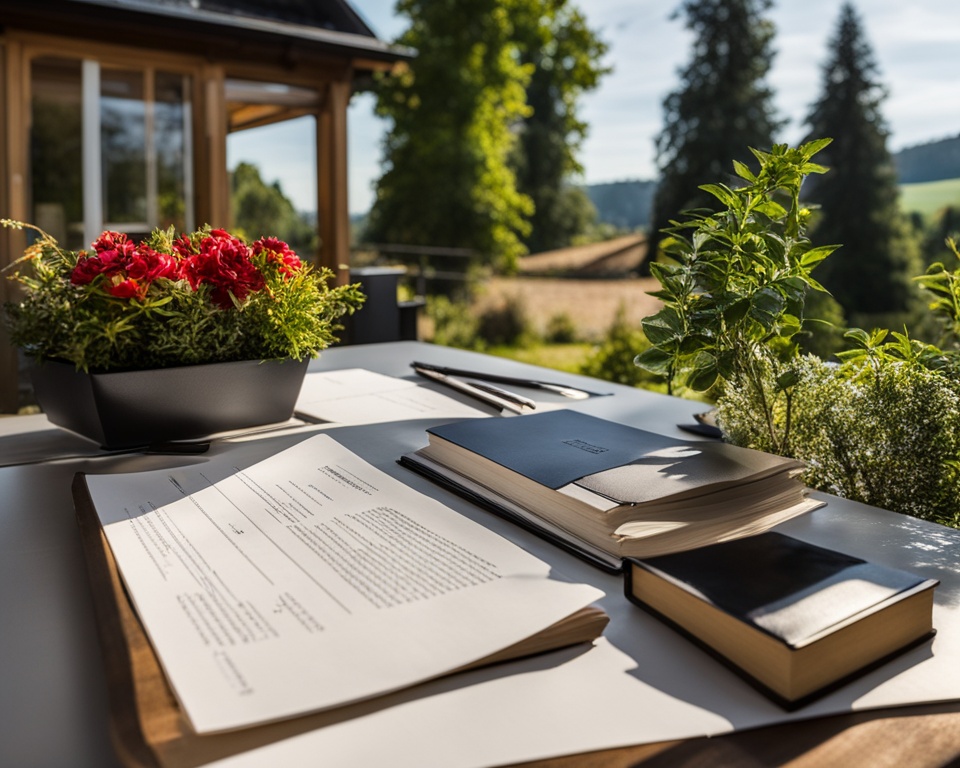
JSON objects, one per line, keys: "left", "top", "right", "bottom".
{"left": 30, "top": 57, "right": 84, "bottom": 249}
{"left": 101, "top": 69, "right": 147, "bottom": 227}
{"left": 155, "top": 71, "right": 192, "bottom": 232}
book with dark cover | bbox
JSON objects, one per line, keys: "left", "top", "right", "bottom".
{"left": 400, "top": 410, "right": 821, "bottom": 570}
{"left": 624, "top": 532, "right": 939, "bottom": 709}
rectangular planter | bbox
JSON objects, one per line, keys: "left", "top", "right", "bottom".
{"left": 31, "top": 358, "right": 309, "bottom": 449}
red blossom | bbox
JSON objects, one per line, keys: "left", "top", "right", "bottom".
{"left": 180, "top": 229, "right": 265, "bottom": 309}
{"left": 252, "top": 236, "right": 303, "bottom": 278}
{"left": 70, "top": 231, "right": 180, "bottom": 299}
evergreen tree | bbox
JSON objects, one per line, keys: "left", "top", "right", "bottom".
{"left": 648, "top": 0, "right": 783, "bottom": 274}
{"left": 802, "top": 3, "right": 921, "bottom": 325}
{"left": 365, "top": 0, "right": 534, "bottom": 273}
{"left": 511, "top": 1, "right": 609, "bottom": 254}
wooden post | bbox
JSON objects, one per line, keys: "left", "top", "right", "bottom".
{"left": 317, "top": 78, "right": 351, "bottom": 283}
{"left": 0, "top": 39, "right": 28, "bottom": 413}
{"left": 196, "top": 63, "right": 229, "bottom": 229}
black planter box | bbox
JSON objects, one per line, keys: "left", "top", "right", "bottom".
{"left": 31, "top": 358, "right": 309, "bottom": 449}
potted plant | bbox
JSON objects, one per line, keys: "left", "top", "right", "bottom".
{"left": 1, "top": 221, "right": 364, "bottom": 448}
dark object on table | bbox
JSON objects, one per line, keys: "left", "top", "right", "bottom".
{"left": 624, "top": 532, "right": 938, "bottom": 710}
{"left": 31, "top": 358, "right": 308, "bottom": 450}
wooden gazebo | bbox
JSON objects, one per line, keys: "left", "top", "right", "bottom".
{"left": 0, "top": 0, "right": 409, "bottom": 412}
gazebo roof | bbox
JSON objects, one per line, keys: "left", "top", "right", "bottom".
{"left": 0, "top": 0, "right": 411, "bottom": 71}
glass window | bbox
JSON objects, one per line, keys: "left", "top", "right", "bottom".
{"left": 101, "top": 68, "right": 148, "bottom": 229}
{"left": 31, "top": 57, "right": 193, "bottom": 244}
{"left": 30, "top": 57, "right": 84, "bottom": 249}
{"left": 155, "top": 72, "right": 193, "bottom": 232}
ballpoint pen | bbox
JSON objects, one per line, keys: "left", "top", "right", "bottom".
{"left": 411, "top": 361, "right": 608, "bottom": 400}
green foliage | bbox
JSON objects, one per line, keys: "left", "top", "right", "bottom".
{"left": 648, "top": 0, "right": 784, "bottom": 275}
{"left": 544, "top": 311, "right": 579, "bottom": 344}
{"left": 718, "top": 351, "right": 960, "bottom": 529}
{"left": 366, "top": 0, "right": 535, "bottom": 272}
{"left": 915, "top": 238, "right": 960, "bottom": 349}
{"left": 581, "top": 306, "right": 663, "bottom": 390}
{"left": 801, "top": 4, "right": 922, "bottom": 326}
{"left": 476, "top": 294, "right": 535, "bottom": 347}
{"left": 424, "top": 295, "right": 483, "bottom": 350}
{"left": 2, "top": 221, "right": 363, "bottom": 372}
{"left": 636, "top": 139, "right": 836, "bottom": 454}
{"left": 641, "top": 139, "right": 960, "bottom": 525}
{"left": 231, "top": 162, "right": 315, "bottom": 255}
{"left": 510, "top": 1, "right": 609, "bottom": 253}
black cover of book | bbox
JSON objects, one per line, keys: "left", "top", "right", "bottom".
{"left": 624, "top": 532, "right": 939, "bottom": 709}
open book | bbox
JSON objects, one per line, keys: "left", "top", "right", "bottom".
{"left": 73, "top": 434, "right": 606, "bottom": 765}
{"left": 401, "top": 410, "right": 822, "bottom": 571}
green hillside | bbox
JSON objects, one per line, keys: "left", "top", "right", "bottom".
{"left": 899, "top": 177, "right": 960, "bottom": 218}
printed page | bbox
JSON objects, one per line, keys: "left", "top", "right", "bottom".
{"left": 87, "top": 435, "right": 602, "bottom": 734}
{"left": 295, "top": 368, "right": 488, "bottom": 424}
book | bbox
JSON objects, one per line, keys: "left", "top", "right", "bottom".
{"left": 624, "top": 532, "right": 939, "bottom": 709}
{"left": 73, "top": 434, "right": 608, "bottom": 764}
{"left": 400, "top": 409, "right": 821, "bottom": 571}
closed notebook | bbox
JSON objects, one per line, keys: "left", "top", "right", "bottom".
{"left": 624, "top": 532, "right": 939, "bottom": 709}
{"left": 400, "top": 409, "right": 821, "bottom": 571}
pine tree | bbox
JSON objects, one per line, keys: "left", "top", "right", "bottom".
{"left": 801, "top": 3, "right": 921, "bottom": 325}
{"left": 511, "top": 1, "right": 609, "bottom": 254}
{"left": 365, "top": 0, "right": 534, "bottom": 274}
{"left": 648, "top": 0, "right": 784, "bottom": 274}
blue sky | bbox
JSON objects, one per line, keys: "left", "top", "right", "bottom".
{"left": 227, "top": 1, "right": 960, "bottom": 215}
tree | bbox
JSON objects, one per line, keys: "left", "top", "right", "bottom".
{"left": 510, "top": 1, "right": 609, "bottom": 253}
{"left": 365, "top": 0, "right": 534, "bottom": 273}
{"left": 230, "top": 162, "right": 314, "bottom": 254}
{"left": 801, "top": 3, "right": 921, "bottom": 326}
{"left": 648, "top": 0, "right": 783, "bottom": 274}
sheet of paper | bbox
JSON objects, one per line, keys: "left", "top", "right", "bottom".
{"left": 87, "top": 435, "right": 602, "bottom": 733}
{"left": 295, "top": 368, "right": 489, "bottom": 424}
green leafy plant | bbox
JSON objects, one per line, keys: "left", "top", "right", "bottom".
{"left": 2, "top": 220, "right": 364, "bottom": 372}
{"left": 637, "top": 140, "right": 960, "bottom": 527}
{"left": 636, "top": 139, "right": 838, "bottom": 454}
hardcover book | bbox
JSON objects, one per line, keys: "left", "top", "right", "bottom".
{"left": 400, "top": 409, "right": 821, "bottom": 571}
{"left": 624, "top": 532, "right": 939, "bottom": 709}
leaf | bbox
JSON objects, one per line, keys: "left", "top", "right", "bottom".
{"left": 732, "top": 159, "right": 757, "bottom": 182}
{"left": 634, "top": 347, "right": 673, "bottom": 375}
{"left": 698, "top": 183, "right": 739, "bottom": 209}
{"left": 800, "top": 137, "right": 833, "bottom": 156}
{"left": 641, "top": 308, "right": 684, "bottom": 345}
{"left": 799, "top": 244, "right": 840, "bottom": 269}
{"left": 776, "top": 368, "right": 800, "bottom": 390}
{"left": 754, "top": 200, "right": 788, "bottom": 220}
{"left": 687, "top": 352, "right": 719, "bottom": 391}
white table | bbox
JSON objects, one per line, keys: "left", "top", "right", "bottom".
{"left": 1, "top": 341, "right": 958, "bottom": 767}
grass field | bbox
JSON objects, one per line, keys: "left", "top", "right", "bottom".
{"left": 899, "top": 177, "right": 960, "bottom": 218}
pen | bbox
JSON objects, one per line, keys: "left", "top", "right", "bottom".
{"left": 412, "top": 366, "right": 533, "bottom": 414}
{"left": 411, "top": 361, "right": 607, "bottom": 399}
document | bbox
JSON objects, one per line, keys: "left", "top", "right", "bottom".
{"left": 85, "top": 435, "right": 603, "bottom": 734}
{"left": 295, "top": 368, "right": 488, "bottom": 424}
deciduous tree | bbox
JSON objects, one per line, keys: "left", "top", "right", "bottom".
{"left": 365, "top": 0, "right": 534, "bottom": 272}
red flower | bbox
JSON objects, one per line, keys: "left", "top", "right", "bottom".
{"left": 180, "top": 229, "right": 265, "bottom": 309}
{"left": 252, "top": 236, "right": 303, "bottom": 278}
{"left": 70, "top": 231, "right": 181, "bottom": 299}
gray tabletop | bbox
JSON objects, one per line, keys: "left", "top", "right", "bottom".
{"left": 1, "top": 341, "right": 956, "bottom": 767}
